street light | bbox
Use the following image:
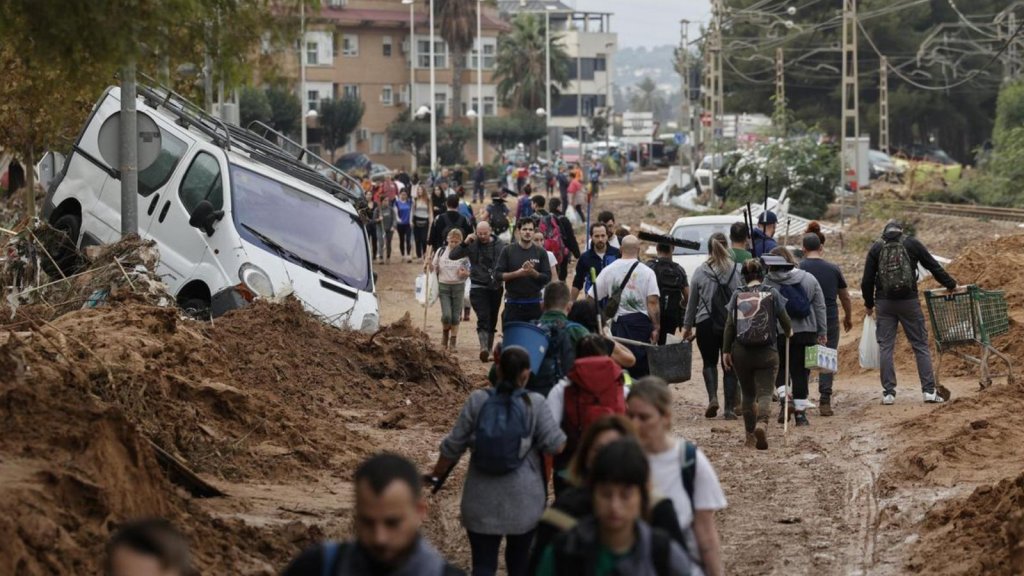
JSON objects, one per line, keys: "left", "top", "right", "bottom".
{"left": 416, "top": 105, "right": 432, "bottom": 119}
{"left": 299, "top": 1, "right": 308, "bottom": 149}
{"left": 476, "top": 0, "right": 484, "bottom": 166}
{"left": 306, "top": 109, "right": 318, "bottom": 119}
{"left": 402, "top": 0, "right": 416, "bottom": 172}
{"left": 428, "top": 0, "right": 437, "bottom": 174}
{"left": 536, "top": 107, "right": 547, "bottom": 117}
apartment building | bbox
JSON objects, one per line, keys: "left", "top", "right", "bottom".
{"left": 282, "top": 0, "right": 508, "bottom": 169}
{"left": 497, "top": 1, "right": 617, "bottom": 148}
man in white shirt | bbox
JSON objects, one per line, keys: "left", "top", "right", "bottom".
{"left": 595, "top": 235, "right": 660, "bottom": 377}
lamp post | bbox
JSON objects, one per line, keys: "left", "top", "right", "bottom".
{"left": 545, "top": 5, "right": 554, "bottom": 163}
{"left": 476, "top": 0, "right": 484, "bottom": 166}
{"left": 402, "top": 0, "right": 416, "bottom": 172}
{"left": 429, "top": 0, "right": 437, "bottom": 174}
{"left": 299, "top": 1, "right": 308, "bottom": 150}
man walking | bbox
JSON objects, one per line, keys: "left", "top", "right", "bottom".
{"left": 751, "top": 211, "right": 779, "bottom": 258}
{"left": 494, "top": 218, "right": 552, "bottom": 325}
{"left": 571, "top": 222, "right": 620, "bottom": 301}
{"left": 282, "top": 454, "right": 463, "bottom": 576}
{"left": 861, "top": 221, "right": 957, "bottom": 405}
{"left": 595, "top": 235, "right": 660, "bottom": 377}
{"left": 426, "top": 195, "right": 473, "bottom": 264}
{"left": 472, "top": 162, "right": 486, "bottom": 203}
{"left": 730, "top": 221, "right": 753, "bottom": 264}
{"left": 646, "top": 242, "right": 689, "bottom": 345}
{"left": 451, "top": 222, "right": 508, "bottom": 361}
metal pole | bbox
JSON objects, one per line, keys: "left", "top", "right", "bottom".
{"left": 299, "top": 2, "right": 307, "bottom": 149}
{"left": 120, "top": 62, "right": 139, "bottom": 237}
{"left": 545, "top": 9, "right": 552, "bottom": 163}
{"left": 680, "top": 20, "right": 692, "bottom": 169}
{"left": 840, "top": 0, "right": 860, "bottom": 224}
{"left": 477, "top": 0, "right": 484, "bottom": 165}
{"left": 775, "top": 47, "right": 786, "bottom": 135}
{"left": 879, "top": 56, "right": 889, "bottom": 154}
{"left": 429, "top": 0, "right": 438, "bottom": 173}
{"left": 410, "top": 0, "right": 418, "bottom": 173}
{"left": 576, "top": 36, "right": 582, "bottom": 152}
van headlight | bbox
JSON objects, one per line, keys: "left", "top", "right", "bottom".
{"left": 360, "top": 312, "right": 379, "bottom": 333}
{"left": 239, "top": 263, "right": 275, "bottom": 298}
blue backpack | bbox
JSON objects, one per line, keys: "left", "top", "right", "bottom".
{"left": 473, "top": 388, "right": 532, "bottom": 474}
{"left": 778, "top": 282, "right": 811, "bottom": 319}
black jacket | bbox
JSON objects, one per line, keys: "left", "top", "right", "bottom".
{"left": 861, "top": 226, "right": 956, "bottom": 308}
{"left": 449, "top": 235, "right": 508, "bottom": 288}
{"left": 428, "top": 211, "right": 473, "bottom": 251}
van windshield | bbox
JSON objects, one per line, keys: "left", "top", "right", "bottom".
{"left": 671, "top": 223, "right": 733, "bottom": 256}
{"left": 230, "top": 165, "right": 370, "bottom": 291}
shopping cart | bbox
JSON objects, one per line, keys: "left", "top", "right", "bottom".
{"left": 925, "top": 285, "right": 1015, "bottom": 390}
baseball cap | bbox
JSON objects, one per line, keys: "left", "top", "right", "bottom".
{"left": 758, "top": 211, "right": 778, "bottom": 225}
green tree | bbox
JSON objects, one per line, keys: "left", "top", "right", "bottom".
{"left": 387, "top": 109, "right": 431, "bottom": 167}
{"left": 266, "top": 85, "right": 302, "bottom": 137}
{"left": 239, "top": 86, "right": 272, "bottom": 128}
{"left": 724, "top": 138, "right": 839, "bottom": 219}
{"left": 434, "top": 0, "right": 477, "bottom": 121}
{"left": 493, "top": 13, "right": 571, "bottom": 112}
{"left": 483, "top": 111, "right": 546, "bottom": 153}
{"left": 319, "top": 97, "right": 365, "bottom": 162}
{"left": 630, "top": 77, "right": 663, "bottom": 115}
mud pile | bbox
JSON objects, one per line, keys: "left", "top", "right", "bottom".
{"left": 0, "top": 297, "right": 470, "bottom": 573}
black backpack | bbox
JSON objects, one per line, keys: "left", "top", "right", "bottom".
{"left": 489, "top": 204, "right": 510, "bottom": 234}
{"left": 704, "top": 265, "right": 736, "bottom": 336}
{"left": 876, "top": 235, "right": 916, "bottom": 298}
{"left": 649, "top": 259, "right": 687, "bottom": 325}
{"left": 531, "top": 319, "right": 581, "bottom": 397}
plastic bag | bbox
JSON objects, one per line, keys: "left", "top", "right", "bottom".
{"left": 859, "top": 316, "right": 880, "bottom": 370}
{"left": 414, "top": 272, "right": 439, "bottom": 307}
{"left": 566, "top": 205, "right": 583, "bottom": 227}
{"left": 463, "top": 279, "right": 471, "bottom": 301}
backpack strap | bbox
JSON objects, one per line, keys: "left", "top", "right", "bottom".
{"left": 679, "top": 441, "right": 698, "bottom": 514}
{"left": 320, "top": 541, "right": 347, "bottom": 576}
{"left": 650, "top": 529, "right": 673, "bottom": 576}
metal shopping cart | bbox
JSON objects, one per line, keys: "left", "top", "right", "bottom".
{"left": 925, "top": 285, "right": 1015, "bottom": 390}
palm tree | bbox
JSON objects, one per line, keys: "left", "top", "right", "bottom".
{"left": 630, "top": 76, "right": 663, "bottom": 115}
{"left": 433, "top": 0, "right": 476, "bottom": 121}
{"left": 493, "top": 13, "right": 570, "bottom": 113}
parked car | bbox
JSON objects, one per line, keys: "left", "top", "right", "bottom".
{"left": 42, "top": 84, "right": 379, "bottom": 331}
{"left": 892, "top": 145, "right": 963, "bottom": 183}
{"left": 868, "top": 149, "right": 904, "bottom": 182}
{"left": 667, "top": 214, "right": 745, "bottom": 280}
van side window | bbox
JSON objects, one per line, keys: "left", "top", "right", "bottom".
{"left": 179, "top": 152, "right": 223, "bottom": 213}
{"left": 139, "top": 130, "right": 187, "bottom": 197}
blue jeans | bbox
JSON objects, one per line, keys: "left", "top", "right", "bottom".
{"left": 439, "top": 282, "right": 465, "bottom": 326}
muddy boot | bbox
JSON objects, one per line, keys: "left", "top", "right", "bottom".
{"left": 723, "top": 372, "right": 738, "bottom": 420}
{"left": 777, "top": 399, "right": 794, "bottom": 424}
{"left": 819, "top": 396, "right": 834, "bottom": 417}
{"left": 754, "top": 422, "right": 769, "bottom": 450}
{"left": 449, "top": 327, "right": 459, "bottom": 349}
{"left": 745, "top": 433, "right": 756, "bottom": 448}
{"left": 442, "top": 328, "right": 450, "bottom": 349}
{"left": 703, "top": 367, "right": 719, "bottom": 418}
{"left": 478, "top": 331, "right": 491, "bottom": 362}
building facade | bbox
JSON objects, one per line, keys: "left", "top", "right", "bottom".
{"left": 281, "top": 0, "right": 508, "bottom": 169}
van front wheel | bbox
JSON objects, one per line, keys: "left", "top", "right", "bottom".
{"left": 180, "top": 297, "right": 211, "bottom": 321}
{"left": 45, "top": 213, "right": 82, "bottom": 276}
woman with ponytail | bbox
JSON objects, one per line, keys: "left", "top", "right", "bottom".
{"left": 683, "top": 232, "right": 743, "bottom": 419}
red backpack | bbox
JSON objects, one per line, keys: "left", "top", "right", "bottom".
{"left": 539, "top": 214, "right": 568, "bottom": 264}
{"left": 563, "top": 356, "right": 626, "bottom": 453}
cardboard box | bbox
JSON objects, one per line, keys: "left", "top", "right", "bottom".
{"left": 805, "top": 345, "right": 838, "bottom": 374}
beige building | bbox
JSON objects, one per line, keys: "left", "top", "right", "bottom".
{"left": 280, "top": 0, "right": 509, "bottom": 169}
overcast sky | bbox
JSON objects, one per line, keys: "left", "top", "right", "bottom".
{"left": 571, "top": 0, "right": 712, "bottom": 48}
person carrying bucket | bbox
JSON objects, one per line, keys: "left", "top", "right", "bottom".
{"left": 594, "top": 235, "right": 661, "bottom": 378}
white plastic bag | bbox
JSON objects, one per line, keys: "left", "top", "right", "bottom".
{"left": 414, "top": 272, "right": 439, "bottom": 307}
{"left": 566, "top": 205, "right": 583, "bottom": 227}
{"left": 463, "top": 279, "right": 471, "bottom": 301}
{"left": 859, "top": 316, "right": 880, "bottom": 370}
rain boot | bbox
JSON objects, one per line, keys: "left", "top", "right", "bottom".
{"left": 703, "top": 366, "right": 719, "bottom": 418}
{"left": 754, "top": 421, "right": 769, "bottom": 450}
{"left": 442, "top": 328, "right": 450, "bottom": 350}
{"left": 723, "top": 371, "right": 738, "bottom": 420}
{"left": 819, "top": 396, "right": 834, "bottom": 417}
{"left": 449, "top": 326, "right": 459, "bottom": 349}
{"left": 478, "top": 331, "right": 491, "bottom": 362}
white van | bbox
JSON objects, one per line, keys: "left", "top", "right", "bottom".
{"left": 42, "top": 84, "right": 380, "bottom": 331}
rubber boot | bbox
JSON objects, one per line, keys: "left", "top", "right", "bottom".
{"left": 449, "top": 326, "right": 459, "bottom": 349}
{"left": 442, "top": 328, "right": 450, "bottom": 350}
{"left": 794, "top": 410, "right": 810, "bottom": 427}
{"left": 723, "top": 371, "right": 738, "bottom": 420}
{"left": 754, "top": 422, "right": 769, "bottom": 450}
{"left": 703, "top": 366, "right": 719, "bottom": 418}
{"left": 819, "top": 396, "right": 834, "bottom": 417}
{"left": 745, "top": 433, "right": 756, "bottom": 448}
{"left": 478, "top": 331, "right": 491, "bottom": 362}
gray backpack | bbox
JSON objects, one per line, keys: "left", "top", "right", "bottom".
{"left": 876, "top": 236, "right": 915, "bottom": 298}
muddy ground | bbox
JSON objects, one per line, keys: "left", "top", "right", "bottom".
{"left": 2, "top": 172, "right": 1023, "bottom": 574}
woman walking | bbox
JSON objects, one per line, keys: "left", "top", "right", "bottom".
{"left": 412, "top": 183, "right": 431, "bottom": 259}
{"left": 427, "top": 346, "right": 566, "bottom": 576}
{"left": 627, "top": 377, "right": 727, "bottom": 576}
{"left": 430, "top": 228, "right": 471, "bottom": 349}
{"left": 682, "top": 232, "right": 743, "bottom": 419}
{"left": 534, "top": 438, "right": 694, "bottom": 576}
{"left": 364, "top": 189, "right": 381, "bottom": 262}
{"left": 722, "top": 259, "right": 792, "bottom": 450}
{"left": 395, "top": 190, "right": 413, "bottom": 262}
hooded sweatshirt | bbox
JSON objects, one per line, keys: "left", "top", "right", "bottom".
{"left": 683, "top": 261, "right": 743, "bottom": 328}
{"left": 764, "top": 268, "right": 827, "bottom": 337}
{"left": 860, "top": 224, "right": 956, "bottom": 308}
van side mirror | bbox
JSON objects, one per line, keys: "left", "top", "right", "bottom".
{"left": 189, "top": 200, "right": 225, "bottom": 236}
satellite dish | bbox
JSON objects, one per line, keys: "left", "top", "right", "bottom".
{"left": 97, "top": 111, "right": 163, "bottom": 172}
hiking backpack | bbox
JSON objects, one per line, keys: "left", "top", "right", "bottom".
{"left": 562, "top": 357, "right": 626, "bottom": 454}
{"left": 531, "top": 319, "right": 582, "bottom": 397}
{"left": 473, "top": 388, "right": 532, "bottom": 474}
{"left": 650, "top": 259, "right": 687, "bottom": 325}
{"left": 489, "top": 204, "right": 510, "bottom": 235}
{"left": 734, "top": 285, "right": 777, "bottom": 347}
{"left": 777, "top": 282, "right": 811, "bottom": 319}
{"left": 538, "top": 214, "right": 569, "bottom": 265}
{"left": 876, "top": 235, "right": 916, "bottom": 298}
{"left": 706, "top": 265, "right": 737, "bottom": 336}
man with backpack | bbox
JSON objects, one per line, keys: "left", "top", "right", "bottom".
{"left": 532, "top": 282, "right": 590, "bottom": 397}
{"left": 451, "top": 221, "right": 508, "bottom": 362}
{"left": 647, "top": 242, "right": 689, "bottom": 346}
{"left": 764, "top": 251, "right": 827, "bottom": 426}
{"left": 861, "top": 221, "right": 957, "bottom": 405}
{"left": 531, "top": 195, "right": 578, "bottom": 279}
{"left": 426, "top": 195, "right": 473, "bottom": 264}
{"left": 494, "top": 218, "right": 552, "bottom": 325}
{"left": 571, "top": 223, "right": 620, "bottom": 301}
{"left": 282, "top": 453, "right": 463, "bottom": 576}
{"left": 485, "top": 191, "right": 511, "bottom": 240}
{"left": 595, "top": 235, "right": 662, "bottom": 378}
{"left": 547, "top": 197, "right": 582, "bottom": 282}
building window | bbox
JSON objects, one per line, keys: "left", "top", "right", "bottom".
{"left": 342, "top": 34, "right": 359, "bottom": 57}
{"left": 381, "top": 85, "right": 393, "bottom": 105}
{"left": 434, "top": 92, "right": 447, "bottom": 119}
{"left": 595, "top": 57, "right": 607, "bottom": 72}
{"left": 484, "top": 96, "right": 496, "bottom": 117}
{"left": 371, "top": 133, "right": 387, "bottom": 154}
{"left": 307, "top": 90, "right": 320, "bottom": 112}
{"left": 306, "top": 42, "right": 319, "bottom": 66}
{"left": 417, "top": 39, "right": 447, "bottom": 68}
{"left": 343, "top": 85, "right": 360, "bottom": 99}
{"left": 470, "top": 39, "right": 497, "bottom": 70}
{"left": 382, "top": 35, "right": 393, "bottom": 57}
{"left": 325, "top": 0, "right": 346, "bottom": 7}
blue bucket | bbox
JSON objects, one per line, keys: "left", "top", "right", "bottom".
{"left": 502, "top": 322, "right": 550, "bottom": 374}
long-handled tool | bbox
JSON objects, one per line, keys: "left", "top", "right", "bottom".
{"left": 783, "top": 335, "right": 791, "bottom": 435}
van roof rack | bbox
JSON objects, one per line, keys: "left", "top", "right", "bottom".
{"left": 136, "top": 75, "right": 366, "bottom": 212}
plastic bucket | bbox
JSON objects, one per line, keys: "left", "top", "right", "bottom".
{"left": 502, "top": 322, "right": 550, "bottom": 374}
{"left": 647, "top": 340, "right": 692, "bottom": 383}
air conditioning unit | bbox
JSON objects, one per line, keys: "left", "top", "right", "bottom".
{"left": 401, "top": 39, "right": 410, "bottom": 54}
{"left": 357, "top": 128, "right": 370, "bottom": 141}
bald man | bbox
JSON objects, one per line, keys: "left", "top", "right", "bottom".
{"left": 595, "top": 235, "right": 661, "bottom": 377}
{"left": 450, "top": 221, "right": 508, "bottom": 361}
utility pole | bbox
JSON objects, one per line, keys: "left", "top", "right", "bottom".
{"left": 120, "top": 63, "right": 139, "bottom": 236}
{"left": 879, "top": 56, "right": 890, "bottom": 154}
{"left": 1008, "top": 12, "right": 1021, "bottom": 82}
{"left": 299, "top": 2, "right": 307, "bottom": 150}
{"left": 709, "top": 0, "right": 724, "bottom": 154}
{"left": 840, "top": 0, "right": 860, "bottom": 224}
{"left": 679, "top": 19, "right": 692, "bottom": 170}
{"left": 774, "top": 47, "right": 786, "bottom": 135}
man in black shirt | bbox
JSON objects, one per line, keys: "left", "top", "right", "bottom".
{"left": 646, "top": 242, "right": 689, "bottom": 345}
{"left": 494, "top": 218, "right": 552, "bottom": 326}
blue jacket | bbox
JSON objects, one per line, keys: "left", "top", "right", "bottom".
{"left": 751, "top": 227, "right": 778, "bottom": 258}
{"left": 572, "top": 246, "right": 621, "bottom": 294}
